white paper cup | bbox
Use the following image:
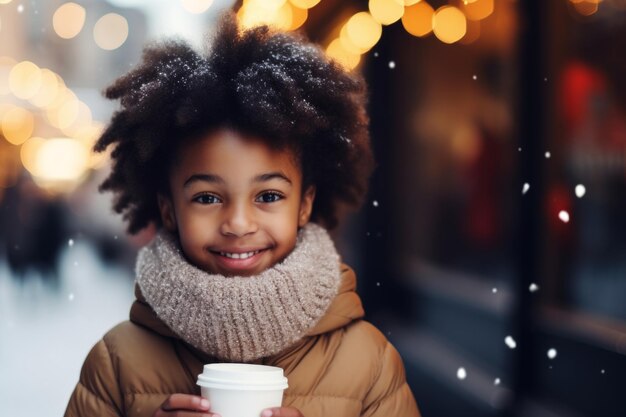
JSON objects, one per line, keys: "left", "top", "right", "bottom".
{"left": 196, "top": 363, "right": 288, "bottom": 417}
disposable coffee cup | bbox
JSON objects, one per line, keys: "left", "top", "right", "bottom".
{"left": 196, "top": 363, "right": 288, "bottom": 417}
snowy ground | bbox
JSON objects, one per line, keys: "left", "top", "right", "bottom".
{"left": 0, "top": 240, "right": 135, "bottom": 417}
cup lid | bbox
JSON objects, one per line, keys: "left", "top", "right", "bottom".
{"left": 196, "top": 363, "right": 288, "bottom": 390}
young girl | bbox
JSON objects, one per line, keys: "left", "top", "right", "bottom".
{"left": 65, "top": 13, "right": 420, "bottom": 417}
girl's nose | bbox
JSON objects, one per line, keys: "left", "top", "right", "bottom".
{"left": 219, "top": 203, "right": 258, "bottom": 237}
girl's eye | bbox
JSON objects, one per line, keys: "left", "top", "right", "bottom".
{"left": 193, "top": 194, "right": 221, "bottom": 204}
{"left": 256, "top": 191, "right": 284, "bottom": 203}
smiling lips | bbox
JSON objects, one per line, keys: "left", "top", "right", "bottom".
{"left": 219, "top": 250, "right": 261, "bottom": 259}
{"left": 210, "top": 247, "right": 269, "bottom": 272}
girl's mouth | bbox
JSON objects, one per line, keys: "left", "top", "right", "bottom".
{"left": 210, "top": 248, "right": 269, "bottom": 274}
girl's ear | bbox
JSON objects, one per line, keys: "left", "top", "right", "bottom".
{"left": 298, "top": 185, "right": 316, "bottom": 227}
{"left": 157, "top": 193, "right": 177, "bottom": 232}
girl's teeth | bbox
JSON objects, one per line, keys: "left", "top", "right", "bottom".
{"left": 219, "top": 250, "right": 259, "bottom": 259}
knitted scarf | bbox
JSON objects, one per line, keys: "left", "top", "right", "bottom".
{"left": 135, "top": 222, "right": 341, "bottom": 362}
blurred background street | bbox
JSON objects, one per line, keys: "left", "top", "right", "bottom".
{"left": 1, "top": 0, "right": 626, "bottom": 416}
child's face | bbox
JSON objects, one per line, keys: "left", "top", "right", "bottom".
{"left": 157, "top": 128, "right": 315, "bottom": 277}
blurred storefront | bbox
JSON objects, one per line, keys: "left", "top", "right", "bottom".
{"left": 1, "top": 1, "right": 625, "bottom": 416}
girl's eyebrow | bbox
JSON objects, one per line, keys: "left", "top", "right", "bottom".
{"left": 183, "top": 173, "right": 224, "bottom": 188}
{"left": 183, "top": 172, "right": 292, "bottom": 188}
{"left": 253, "top": 172, "right": 292, "bottom": 186}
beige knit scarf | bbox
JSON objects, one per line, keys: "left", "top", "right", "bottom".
{"left": 135, "top": 222, "right": 341, "bottom": 362}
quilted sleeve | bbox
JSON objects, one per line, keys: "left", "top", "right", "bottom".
{"left": 64, "top": 339, "right": 124, "bottom": 417}
{"left": 361, "top": 341, "right": 421, "bottom": 417}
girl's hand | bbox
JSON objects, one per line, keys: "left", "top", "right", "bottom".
{"left": 261, "top": 406, "right": 305, "bottom": 417}
{"left": 153, "top": 394, "right": 221, "bottom": 417}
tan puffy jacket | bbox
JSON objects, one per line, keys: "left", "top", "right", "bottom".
{"left": 65, "top": 264, "right": 421, "bottom": 417}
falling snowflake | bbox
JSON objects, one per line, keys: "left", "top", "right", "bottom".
{"left": 601, "top": 369, "right": 605, "bottom": 374}
{"left": 518, "top": 147, "right": 522, "bottom": 152}
{"left": 388, "top": 61, "right": 396, "bottom": 69}
{"left": 376, "top": 282, "right": 381, "bottom": 287}
{"left": 545, "top": 151, "right": 551, "bottom": 159}
{"left": 68, "top": 239, "right": 74, "bottom": 247}
{"left": 575, "top": 184, "right": 586, "bottom": 198}
{"left": 457, "top": 367, "right": 467, "bottom": 380}
{"left": 558, "top": 210, "right": 570, "bottom": 223}
{"left": 547, "top": 348, "right": 557, "bottom": 359}
{"left": 492, "top": 288, "right": 498, "bottom": 294}
{"left": 494, "top": 378, "right": 501, "bottom": 385}
{"left": 544, "top": 77, "right": 548, "bottom": 82}
{"left": 472, "top": 75, "right": 477, "bottom": 80}
{"left": 372, "top": 200, "right": 379, "bottom": 207}
{"left": 529, "top": 283, "right": 539, "bottom": 292}
{"left": 373, "top": 52, "right": 379, "bottom": 57}
{"left": 522, "top": 183, "right": 530, "bottom": 195}
{"left": 114, "top": 235, "right": 118, "bottom": 240}
{"left": 505, "top": 336, "right": 517, "bottom": 349}
{"left": 68, "top": 293, "right": 75, "bottom": 301}
{"left": 73, "top": 261, "right": 79, "bottom": 267}
{"left": 17, "top": 4, "right": 24, "bottom": 13}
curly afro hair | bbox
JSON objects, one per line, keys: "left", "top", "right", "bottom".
{"left": 95, "top": 12, "right": 374, "bottom": 234}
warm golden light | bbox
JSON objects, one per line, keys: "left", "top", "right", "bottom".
{"left": 572, "top": 0, "right": 600, "bottom": 15}
{"left": 326, "top": 39, "right": 360, "bottom": 70}
{"left": 433, "top": 6, "right": 467, "bottom": 44}
{"left": 345, "top": 12, "right": 382, "bottom": 52}
{"left": 462, "top": 0, "right": 494, "bottom": 21}
{"left": 288, "top": 0, "right": 320, "bottom": 9}
{"left": 20, "top": 136, "right": 45, "bottom": 174}
{"left": 288, "top": 4, "right": 308, "bottom": 30}
{"left": 34, "top": 138, "right": 89, "bottom": 182}
{"left": 180, "top": 0, "right": 214, "bottom": 14}
{"left": 53, "top": 3, "right": 86, "bottom": 39}
{"left": 1, "top": 107, "right": 35, "bottom": 146}
{"left": 46, "top": 89, "right": 78, "bottom": 128}
{"left": 253, "top": 0, "right": 286, "bottom": 11}
{"left": 9, "top": 61, "right": 42, "bottom": 99}
{"left": 402, "top": 1, "right": 434, "bottom": 37}
{"left": 74, "top": 123, "right": 108, "bottom": 168}
{"left": 29, "top": 69, "right": 61, "bottom": 108}
{"left": 0, "top": 0, "right": 13, "bottom": 4}
{"left": 60, "top": 101, "right": 93, "bottom": 136}
{"left": 340, "top": 24, "right": 368, "bottom": 54}
{"left": 0, "top": 57, "right": 16, "bottom": 96}
{"left": 93, "top": 13, "right": 129, "bottom": 50}
{"left": 237, "top": 2, "right": 293, "bottom": 30}
{"left": 369, "top": 0, "right": 405, "bottom": 25}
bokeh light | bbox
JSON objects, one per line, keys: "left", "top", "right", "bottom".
{"left": 326, "top": 38, "right": 360, "bottom": 70}
{"left": 289, "top": 4, "right": 308, "bottom": 30}
{"left": 29, "top": 69, "right": 62, "bottom": 108}
{"left": 433, "top": 6, "right": 467, "bottom": 44}
{"left": 345, "top": 12, "right": 382, "bottom": 52}
{"left": 53, "top": 3, "right": 86, "bottom": 39}
{"left": 402, "top": 1, "right": 435, "bottom": 37}
{"left": 9, "top": 61, "right": 42, "bottom": 99}
{"left": 340, "top": 24, "right": 368, "bottom": 55}
{"left": 93, "top": 13, "right": 129, "bottom": 50}
{"left": 0, "top": 57, "right": 16, "bottom": 95}
{"left": 572, "top": 0, "right": 600, "bottom": 15}
{"left": 462, "top": 0, "right": 494, "bottom": 21}
{"left": 237, "top": 0, "right": 294, "bottom": 30}
{"left": 1, "top": 106, "right": 35, "bottom": 146}
{"left": 369, "top": 0, "right": 405, "bottom": 26}
{"left": 20, "top": 136, "right": 45, "bottom": 174}
{"left": 0, "top": 0, "right": 13, "bottom": 4}
{"left": 33, "top": 137, "right": 90, "bottom": 183}
{"left": 180, "top": 0, "right": 214, "bottom": 14}
{"left": 288, "top": 0, "right": 320, "bottom": 9}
